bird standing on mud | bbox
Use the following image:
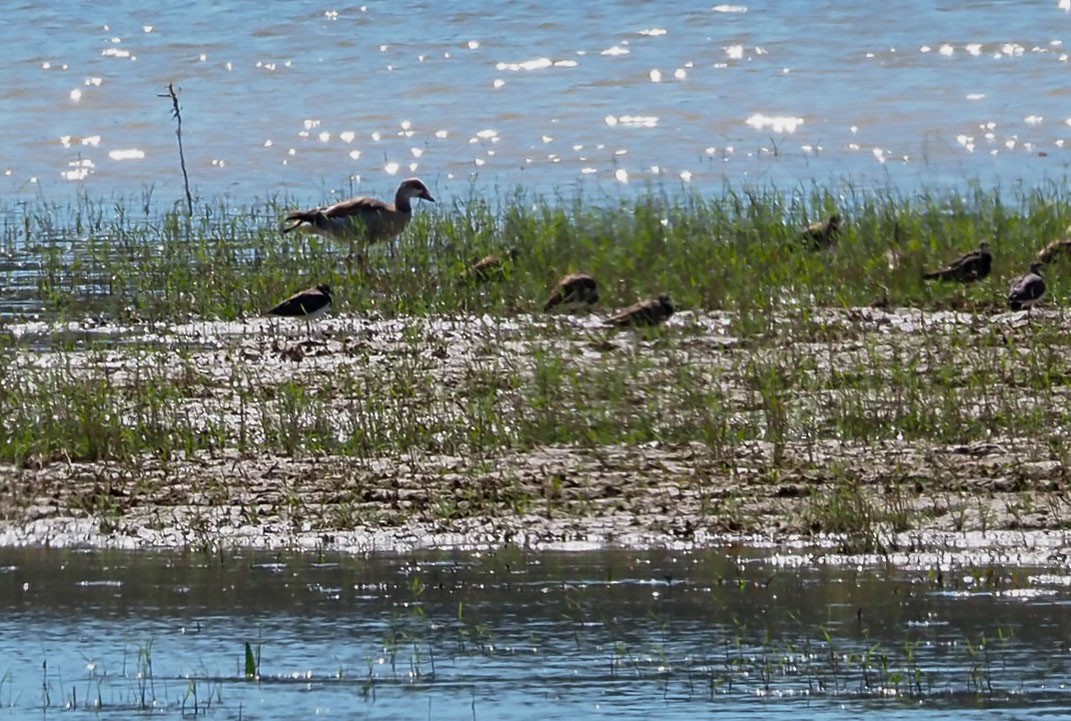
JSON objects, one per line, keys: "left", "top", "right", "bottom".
{"left": 922, "top": 241, "right": 992, "bottom": 283}
{"left": 544, "top": 273, "right": 599, "bottom": 311}
{"left": 604, "top": 294, "right": 675, "bottom": 328}
{"left": 1007, "top": 262, "right": 1045, "bottom": 312}
{"left": 800, "top": 214, "right": 841, "bottom": 250}
{"left": 268, "top": 283, "right": 332, "bottom": 339}
{"left": 280, "top": 178, "right": 435, "bottom": 257}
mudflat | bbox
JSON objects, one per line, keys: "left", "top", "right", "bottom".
{"left": 1, "top": 306, "right": 1067, "bottom": 553}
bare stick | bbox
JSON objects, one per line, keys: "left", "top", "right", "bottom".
{"left": 158, "top": 83, "right": 193, "bottom": 216}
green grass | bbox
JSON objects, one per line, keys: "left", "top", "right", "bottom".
{"left": 4, "top": 180, "right": 1070, "bottom": 323}
{"left": 4, "top": 181, "right": 1071, "bottom": 538}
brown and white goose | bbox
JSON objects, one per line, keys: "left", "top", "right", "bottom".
{"left": 281, "top": 178, "right": 435, "bottom": 244}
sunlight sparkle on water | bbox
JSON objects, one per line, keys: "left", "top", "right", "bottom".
{"left": 746, "top": 114, "right": 803, "bottom": 133}
{"left": 496, "top": 58, "right": 552, "bottom": 71}
{"left": 108, "top": 149, "right": 144, "bottom": 161}
{"left": 712, "top": 4, "right": 748, "bottom": 11}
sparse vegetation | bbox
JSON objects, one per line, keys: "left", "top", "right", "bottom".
{"left": 2, "top": 183, "right": 1071, "bottom": 544}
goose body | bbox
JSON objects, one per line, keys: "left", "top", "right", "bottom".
{"left": 281, "top": 178, "right": 434, "bottom": 244}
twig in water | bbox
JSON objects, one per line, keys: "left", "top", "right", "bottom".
{"left": 158, "top": 83, "right": 193, "bottom": 215}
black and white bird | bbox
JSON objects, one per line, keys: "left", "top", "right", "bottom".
{"left": 1007, "top": 262, "right": 1045, "bottom": 312}
{"left": 268, "top": 283, "right": 332, "bottom": 338}
{"left": 604, "top": 294, "right": 675, "bottom": 328}
{"left": 923, "top": 241, "right": 992, "bottom": 283}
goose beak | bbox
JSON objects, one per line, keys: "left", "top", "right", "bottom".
{"left": 422, "top": 189, "right": 436, "bottom": 202}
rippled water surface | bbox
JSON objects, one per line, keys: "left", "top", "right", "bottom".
{"left": 4, "top": 1, "right": 1071, "bottom": 203}
{"left": 2, "top": 548, "right": 1071, "bottom": 719}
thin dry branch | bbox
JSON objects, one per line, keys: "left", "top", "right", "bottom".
{"left": 158, "top": 83, "right": 193, "bottom": 216}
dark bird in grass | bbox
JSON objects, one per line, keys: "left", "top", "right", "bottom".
{"left": 466, "top": 248, "right": 520, "bottom": 283}
{"left": 800, "top": 214, "right": 841, "bottom": 250}
{"left": 603, "top": 294, "right": 675, "bottom": 328}
{"left": 280, "top": 178, "right": 435, "bottom": 247}
{"left": 1007, "top": 262, "right": 1045, "bottom": 312}
{"left": 268, "top": 283, "right": 332, "bottom": 339}
{"left": 922, "top": 241, "right": 992, "bottom": 283}
{"left": 543, "top": 273, "right": 599, "bottom": 311}
{"left": 1037, "top": 238, "right": 1071, "bottom": 265}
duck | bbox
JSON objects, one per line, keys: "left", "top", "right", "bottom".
{"left": 603, "top": 294, "right": 675, "bottom": 328}
{"left": 268, "top": 283, "right": 332, "bottom": 339}
{"left": 1007, "top": 262, "right": 1045, "bottom": 312}
{"left": 922, "top": 241, "right": 992, "bottom": 283}
{"left": 543, "top": 273, "right": 599, "bottom": 311}
{"left": 800, "top": 214, "right": 841, "bottom": 250}
{"left": 280, "top": 178, "right": 435, "bottom": 245}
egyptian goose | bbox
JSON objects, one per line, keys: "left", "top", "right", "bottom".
{"left": 923, "top": 241, "right": 992, "bottom": 283}
{"left": 281, "top": 178, "right": 435, "bottom": 244}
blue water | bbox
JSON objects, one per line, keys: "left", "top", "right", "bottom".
{"left": 4, "top": 1, "right": 1071, "bottom": 206}
{"left": 2, "top": 548, "right": 1071, "bottom": 719}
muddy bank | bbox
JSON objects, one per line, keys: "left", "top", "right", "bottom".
{"left": 2, "top": 307, "right": 1070, "bottom": 555}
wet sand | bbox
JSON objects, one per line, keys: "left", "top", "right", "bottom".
{"left": 2, "top": 308, "right": 1070, "bottom": 556}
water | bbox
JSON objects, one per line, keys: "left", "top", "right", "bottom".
{"left": 4, "top": 1, "right": 1071, "bottom": 205}
{"left": 1, "top": 547, "right": 1070, "bottom": 719}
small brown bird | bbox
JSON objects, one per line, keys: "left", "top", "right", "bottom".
{"left": 543, "top": 273, "right": 599, "bottom": 311}
{"left": 923, "top": 241, "right": 992, "bottom": 283}
{"left": 268, "top": 283, "right": 332, "bottom": 339}
{"left": 800, "top": 214, "right": 841, "bottom": 250}
{"left": 280, "top": 178, "right": 435, "bottom": 245}
{"left": 604, "top": 294, "right": 675, "bottom": 328}
{"left": 465, "top": 248, "right": 520, "bottom": 283}
{"left": 1037, "top": 238, "right": 1071, "bottom": 265}
{"left": 1007, "top": 262, "right": 1045, "bottom": 312}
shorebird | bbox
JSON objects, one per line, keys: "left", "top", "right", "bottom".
{"left": 1037, "top": 238, "right": 1071, "bottom": 265}
{"left": 800, "top": 214, "right": 841, "bottom": 250}
{"left": 268, "top": 283, "right": 332, "bottom": 339}
{"left": 465, "top": 248, "right": 520, "bottom": 283}
{"left": 280, "top": 178, "right": 435, "bottom": 254}
{"left": 543, "top": 273, "right": 599, "bottom": 311}
{"left": 922, "top": 241, "right": 992, "bottom": 283}
{"left": 603, "top": 294, "right": 675, "bottom": 328}
{"left": 1007, "top": 262, "right": 1045, "bottom": 312}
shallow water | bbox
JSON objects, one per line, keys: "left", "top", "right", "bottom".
{"left": 4, "top": 1, "right": 1071, "bottom": 204}
{"left": 1, "top": 548, "right": 1070, "bottom": 719}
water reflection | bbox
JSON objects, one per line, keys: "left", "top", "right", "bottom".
{"left": 1, "top": 548, "right": 1070, "bottom": 718}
